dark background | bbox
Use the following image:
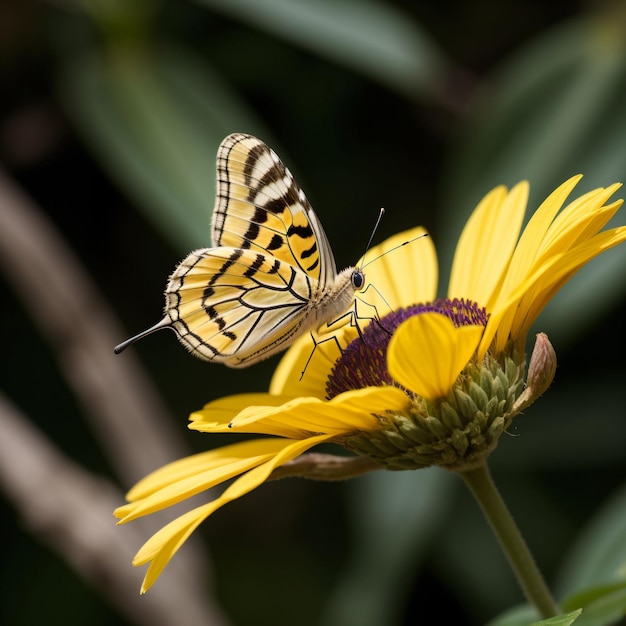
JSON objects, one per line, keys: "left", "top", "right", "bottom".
{"left": 1, "top": 1, "right": 625, "bottom": 625}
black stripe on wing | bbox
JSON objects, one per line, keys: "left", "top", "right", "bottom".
{"left": 211, "top": 134, "right": 333, "bottom": 282}
{"left": 165, "top": 248, "right": 316, "bottom": 364}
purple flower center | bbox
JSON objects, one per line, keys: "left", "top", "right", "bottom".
{"left": 325, "top": 298, "right": 488, "bottom": 399}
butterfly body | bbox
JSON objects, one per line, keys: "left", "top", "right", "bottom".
{"left": 115, "top": 133, "right": 364, "bottom": 367}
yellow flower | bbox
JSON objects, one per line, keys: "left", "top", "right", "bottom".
{"left": 115, "top": 175, "right": 625, "bottom": 592}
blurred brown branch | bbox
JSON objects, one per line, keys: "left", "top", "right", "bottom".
{"left": 0, "top": 166, "right": 186, "bottom": 483}
{"left": 0, "top": 393, "right": 228, "bottom": 626}
{"left": 0, "top": 167, "right": 229, "bottom": 624}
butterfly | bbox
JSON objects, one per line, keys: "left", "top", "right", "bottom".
{"left": 114, "top": 133, "right": 365, "bottom": 367}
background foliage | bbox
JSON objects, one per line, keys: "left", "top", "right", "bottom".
{"left": 1, "top": 1, "right": 625, "bottom": 624}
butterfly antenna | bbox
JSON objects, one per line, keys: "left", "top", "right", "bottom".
{"left": 114, "top": 318, "right": 172, "bottom": 354}
{"left": 361, "top": 232, "right": 429, "bottom": 270}
{"left": 358, "top": 208, "right": 386, "bottom": 268}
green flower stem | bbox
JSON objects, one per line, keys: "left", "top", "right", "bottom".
{"left": 461, "top": 463, "right": 560, "bottom": 619}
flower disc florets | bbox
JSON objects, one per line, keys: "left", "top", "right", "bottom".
{"left": 326, "top": 298, "right": 488, "bottom": 399}
{"left": 328, "top": 299, "right": 528, "bottom": 472}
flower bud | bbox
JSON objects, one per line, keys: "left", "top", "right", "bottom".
{"left": 512, "top": 333, "right": 557, "bottom": 415}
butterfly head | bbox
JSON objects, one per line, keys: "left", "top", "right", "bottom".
{"left": 351, "top": 269, "right": 365, "bottom": 290}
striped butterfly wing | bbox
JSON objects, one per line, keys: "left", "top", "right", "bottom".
{"left": 211, "top": 133, "right": 338, "bottom": 288}
{"left": 114, "top": 133, "right": 359, "bottom": 366}
{"left": 165, "top": 247, "right": 322, "bottom": 366}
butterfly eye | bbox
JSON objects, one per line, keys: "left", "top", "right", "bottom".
{"left": 352, "top": 270, "right": 365, "bottom": 290}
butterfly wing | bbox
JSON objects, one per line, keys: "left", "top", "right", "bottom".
{"left": 114, "top": 133, "right": 357, "bottom": 365}
{"left": 165, "top": 247, "right": 320, "bottom": 366}
{"left": 211, "top": 133, "right": 338, "bottom": 288}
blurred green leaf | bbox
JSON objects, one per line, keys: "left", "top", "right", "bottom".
{"left": 440, "top": 10, "right": 626, "bottom": 332}
{"left": 563, "top": 582, "right": 626, "bottom": 611}
{"left": 531, "top": 610, "right": 583, "bottom": 626}
{"left": 556, "top": 484, "right": 626, "bottom": 598}
{"left": 321, "top": 468, "right": 455, "bottom": 626}
{"left": 58, "top": 44, "right": 268, "bottom": 252}
{"left": 562, "top": 583, "right": 626, "bottom": 626}
{"left": 487, "top": 606, "right": 582, "bottom": 626}
{"left": 196, "top": 0, "right": 452, "bottom": 103}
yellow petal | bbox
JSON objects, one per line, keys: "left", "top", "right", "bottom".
{"left": 509, "top": 176, "right": 582, "bottom": 274}
{"left": 448, "top": 182, "right": 528, "bottom": 309}
{"left": 137, "top": 503, "right": 211, "bottom": 593}
{"left": 486, "top": 176, "right": 582, "bottom": 343}
{"left": 513, "top": 226, "right": 626, "bottom": 342}
{"left": 133, "top": 434, "right": 332, "bottom": 592}
{"left": 125, "top": 437, "right": 286, "bottom": 500}
{"left": 190, "top": 393, "right": 296, "bottom": 428}
{"left": 479, "top": 176, "right": 596, "bottom": 356}
{"left": 480, "top": 225, "right": 626, "bottom": 357}
{"left": 537, "top": 184, "right": 622, "bottom": 256}
{"left": 388, "top": 313, "right": 483, "bottom": 401}
{"left": 193, "top": 392, "right": 344, "bottom": 439}
{"left": 229, "top": 385, "right": 410, "bottom": 433}
{"left": 195, "top": 378, "right": 407, "bottom": 441}
{"left": 116, "top": 438, "right": 293, "bottom": 520}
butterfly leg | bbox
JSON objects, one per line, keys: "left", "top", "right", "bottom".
{"left": 300, "top": 282, "right": 400, "bottom": 380}
{"left": 354, "top": 283, "right": 399, "bottom": 339}
{"left": 356, "top": 283, "right": 394, "bottom": 319}
{"left": 300, "top": 331, "right": 346, "bottom": 381}
{"left": 342, "top": 296, "right": 393, "bottom": 344}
